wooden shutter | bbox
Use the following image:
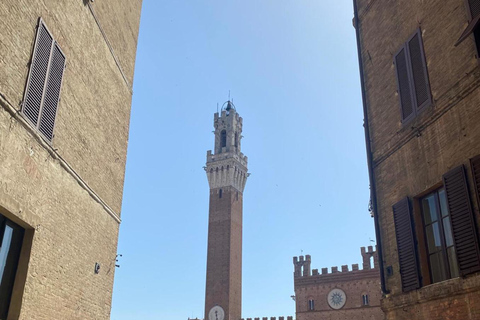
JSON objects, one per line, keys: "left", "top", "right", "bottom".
{"left": 407, "top": 30, "right": 431, "bottom": 111}
{"left": 23, "top": 20, "right": 54, "bottom": 126}
{"left": 39, "top": 43, "right": 66, "bottom": 140}
{"left": 443, "top": 165, "right": 480, "bottom": 276}
{"left": 468, "top": 0, "right": 480, "bottom": 19}
{"left": 470, "top": 155, "right": 480, "bottom": 207}
{"left": 394, "top": 47, "right": 415, "bottom": 122}
{"left": 392, "top": 197, "right": 420, "bottom": 292}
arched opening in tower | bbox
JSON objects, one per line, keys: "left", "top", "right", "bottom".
{"left": 220, "top": 130, "right": 227, "bottom": 149}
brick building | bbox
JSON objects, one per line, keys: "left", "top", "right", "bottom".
{"left": 0, "top": 1, "right": 141, "bottom": 319}
{"left": 293, "top": 247, "right": 384, "bottom": 320}
{"left": 354, "top": 0, "right": 480, "bottom": 319}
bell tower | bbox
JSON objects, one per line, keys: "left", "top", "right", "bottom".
{"left": 204, "top": 101, "right": 248, "bottom": 320}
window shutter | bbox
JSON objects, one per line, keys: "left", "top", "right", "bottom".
{"left": 392, "top": 197, "right": 420, "bottom": 292}
{"left": 468, "top": 0, "right": 480, "bottom": 19}
{"left": 407, "top": 31, "right": 431, "bottom": 111}
{"left": 39, "top": 43, "right": 65, "bottom": 140}
{"left": 443, "top": 165, "right": 480, "bottom": 276}
{"left": 394, "top": 47, "right": 415, "bottom": 122}
{"left": 470, "top": 155, "right": 480, "bottom": 206}
{"left": 23, "top": 20, "right": 53, "bottom": 126}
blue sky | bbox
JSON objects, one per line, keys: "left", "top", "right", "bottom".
{"left": 111, "top": 1, "right": 375, "bottom": 319}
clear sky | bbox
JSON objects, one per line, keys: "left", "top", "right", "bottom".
{"left": 110, "top": 1, "right": 376, "bottom": 319}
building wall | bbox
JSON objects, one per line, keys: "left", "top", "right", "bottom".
{"left": 0, "top": 0, "right": 142, "bottom": 318}
{"left": 356, "top": 0, "right": 480, "bottom": 318}
{"left": 293, "top": 249, "right": 384, "bottom": 320}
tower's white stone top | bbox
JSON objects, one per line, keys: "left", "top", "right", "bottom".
{"left": 205, "top": 103, "right": 248, "bottom": 192}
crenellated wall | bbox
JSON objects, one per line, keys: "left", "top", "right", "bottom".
{"left": 241, "top": 317, "right": 293, "bottom": 320}
{"left": 294, "top": 246, "right": 378, "bottom": 280}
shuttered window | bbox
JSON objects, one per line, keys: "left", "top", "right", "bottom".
{"left": 22, "top": 18, "right": 66, "bottom": 141}
{"left": 443, "top": 165, "right": 480, "bottom": 276}
{"left": 394, "top": 29, "right": 431, "bottom": 123}
{"left": 470, "top": 155, "right": 480, "bottom": 208}
{"left": 392, "top": 197, "right": 421, "bottom": 292}
{"left": 456, "top": 0, "right": 480, "bottom": 48}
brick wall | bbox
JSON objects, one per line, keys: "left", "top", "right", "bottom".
{"left": 0, "top": 0, "right": 141, "bottom": 318}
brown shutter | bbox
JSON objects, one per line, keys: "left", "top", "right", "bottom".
{"left": 470, "top": 155, "right": 480, "bottom": 206}
{"left": 23, "top": 19, "right": 54, "bottom": 126}
{"left": 392, "top": 197, "right": 420, "bottom": 292}
{"left": 407, "top": 30, "right": 431, "bottom": 111}
{"left": 39, "top": 43, "right": 66, "bottom": 140}
{"left": 394, "top": 47, "right": 415, "bottom": 122}
{"left": 443, "top": 165, "right": 480, "bottom": 276}
{"left": 468, "top": 0, "right": 480, "bottom": 19}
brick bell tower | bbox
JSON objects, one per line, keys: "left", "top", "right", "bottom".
{"left": 204, "top": 101, "right": 248, "bottom": 320}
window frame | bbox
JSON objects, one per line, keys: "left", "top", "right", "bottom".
{"left": 0, "top": 216, "right": 25, "bottom": 319}
{"left": 307, "top": 299, "right": 315, "bottom": 311}
{"left": 419, "top": 188, "right": 459, "bottom": 284}
{"left": 362, "top": 294, "right": 369, "bottom": 306}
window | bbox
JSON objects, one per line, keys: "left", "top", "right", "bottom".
{"left": 308, "top": 299, "right": 315, "bottom": 311}
{"left": 22, "top": 18, "right": 66, "bottom": 141}
{"left": 219, "top": 189, "right": 222, "bottom": 198}
{"left": 455, "top": 0, "right": 480, "bottom": 53}
{"left": 394, "top": 29, "right": 431, "bottom": 123}
{"left": 420, "top": 188, "right": 459, "bottom": 283}
{"left": 0, "top": 215, "right": 25, "bottom": 319}
{"left": 220, "top": 130, "right": 227, "bottom": 149}
{"left": 393, "top": 165, "right": 480, "bottom": 292}
{"left": 362, "top": 294, "right": 369, "bottom": 306}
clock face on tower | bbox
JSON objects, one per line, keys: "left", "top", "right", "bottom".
{"left": 208, "top": 306, "right": 225, "bottom": 320}
{"left": 327, "top": 288, "right": 347, "bottom": 310}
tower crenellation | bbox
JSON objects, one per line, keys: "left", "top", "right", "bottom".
{"left": 293, "top": 246, "right": 378, "bottom": 278}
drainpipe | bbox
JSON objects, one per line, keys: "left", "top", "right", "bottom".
{"left": 353, "top": 0, "right": 389, "bottom": 294}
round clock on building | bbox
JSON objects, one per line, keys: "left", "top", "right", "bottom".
{"left": 208, "top": 306, "right": 225, "bottom": 320}
{"left": 327, "top": 288, "right": 347, "bottom": 310}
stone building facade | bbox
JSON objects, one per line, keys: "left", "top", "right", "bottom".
{"left": 354, "top": 0, "right": 480, "bottom": 319}
{"left": 0, "top": 1, "right": 142, "bottom": 319}
{"left": 293, "top": 247, "right": 384, "bottom": 320}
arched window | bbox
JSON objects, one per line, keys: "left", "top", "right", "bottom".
{"left": 308, "top": 299, "right": 315, "bottom": 311}
{"left": 235, "top": 132, "right": 238, "bottom": 148}
{"left": 220, "top": 130, "right": 227, "bottom": 149}
{"left": 362, "top": 294, "right": 369, "bottom": 306}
